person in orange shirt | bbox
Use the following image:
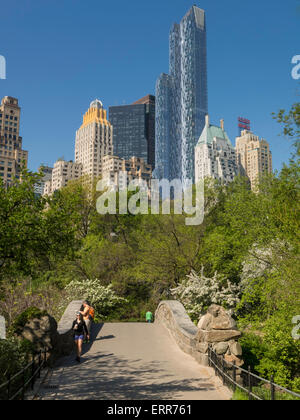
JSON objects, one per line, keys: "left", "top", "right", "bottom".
{"left": 80, "top": 300, "right": 92, "bottom": 342}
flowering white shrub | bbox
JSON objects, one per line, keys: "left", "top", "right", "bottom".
{"left": 240, "top": 241, "right": 289, "bottom": 289}
{"left": 241, "top": 245, "right": 273, "bottom": 286}
{"left": 64, "top": 279, "right": 126, "bottom": 319}
{"left": 171, "top": 267, "right": 242, "bottom": 320}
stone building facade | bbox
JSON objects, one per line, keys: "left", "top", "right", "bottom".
{"left": 195, "top": 115, "right": 238, "bottom": 185}
{"left": 0, "top": 96, "right": 28, "bottom": 187}
{"left": 102, "top": 155, "right": 152, "bottom": 191}
{"left": 43, "top": 159, "right": 82, "bottom": 195}
{"left": 236, "top": 130, "right": 272, "bottom": 190}
{"left": 75, "top": 99, "right": 113, "bottom": 180}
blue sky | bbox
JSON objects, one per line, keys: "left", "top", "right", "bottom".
{"left": 0, "top": 0, "right": 299, "bottom": 172}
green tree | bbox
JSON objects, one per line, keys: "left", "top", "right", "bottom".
{"left": 0, "top": 170, "right": 44, "bottom": 279}
{"left": 272, "top": 102, "right": 300, "bottom": 153}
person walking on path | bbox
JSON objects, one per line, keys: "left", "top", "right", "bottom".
{"left": 146, "top": 311, "right": 153, "bottom": 323}
{"left": 72, "top": 312, "right": 89, "bottom": 363}
{"left": 80, "top": 300, "right": 92, "bottom": 342}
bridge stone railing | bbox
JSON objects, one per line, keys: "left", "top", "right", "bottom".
{"left": 155, "top": 301, "right": 205, "bottom": 364}
{"left": 155, "top": 301, "right": 243, "bottom": 368}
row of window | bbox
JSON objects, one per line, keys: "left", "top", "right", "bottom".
{"left": 0, "top": 172, "right": 13, "bottom": 178}
{"left": 1, "top": 134, "right": 19, "bottom": 140}
{"left": 0, "top": 113, "right": 18, "bottom": 121}
{"left": 0, "top": 120, "right": 18, "bottom": 127}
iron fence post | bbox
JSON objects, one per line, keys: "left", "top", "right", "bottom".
{"left": 7, "top": 374, "right": 11, "bottom": 400}
{"left": 248, "top": 366, "right": 252, "bottom": 400}
{"left": 38, "top": 351, "right": 41, "bottom": 378}
{"left": 233, "top": 362, "right": 236, "bottom": 392}
{"left": 270, "top": 375, "right": 275, "bottom": 400}
{"left": 31, "top": 353, "right": 35, "bottom": 390}
{"left": 21, "top": 369, "right": 25, "bottom": 400}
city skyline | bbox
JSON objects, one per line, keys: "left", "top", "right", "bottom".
{"left": 0, "top": 0, "right": 299, "bottom": 173}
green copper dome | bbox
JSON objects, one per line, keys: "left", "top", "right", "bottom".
{"left": 197, "top": 118, "right": 232, "bottom": 146}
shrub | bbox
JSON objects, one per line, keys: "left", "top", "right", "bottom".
{"left": 239, "top": 332, "right": 268, "bottom": 373}
{"left": 64, "top": 279, "right": 127, "bottom": 319}
{"left": 0, "top": 338, "right": 34, "bottom": 383}
{"left": 239, "top": 314, "right": 300, "bottom": 392}
{"left": 171, "top": 268, "right": 242, "bottom": 321}
{"left": 10, "top": 307, "right": 48, "bottom": 336}
{"left": 0, "top": 278, "right": 63, "bottom": 327}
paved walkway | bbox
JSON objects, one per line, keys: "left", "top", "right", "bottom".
{"left": 38, "top": 323, "right": 231, "bottom": 400}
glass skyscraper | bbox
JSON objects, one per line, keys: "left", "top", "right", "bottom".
{"left": 155, "top": 74, "right": 172, "bottom": 180}
{"left": 109, "top": 95, "right": 155, "bottom": 169}
{"left": 155, "top": 6, "right": 208, "bottom": 184}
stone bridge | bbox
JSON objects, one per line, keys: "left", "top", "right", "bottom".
{"left": 34, "top": 301, "right": 242, "bottom": 400}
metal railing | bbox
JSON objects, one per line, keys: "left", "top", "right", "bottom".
{"left": 208, "top": 346, "right": 300, "bottom": 400}
{"left": 0, "top": 349, "right": 48, "bottom": 400}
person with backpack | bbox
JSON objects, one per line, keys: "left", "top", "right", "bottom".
{"left": 72, "top": 312, "right": 89, "bottom": 363}
{"left": 80, "top": 300, "right": 95, "bottom": 343}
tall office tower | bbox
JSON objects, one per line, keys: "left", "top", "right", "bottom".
{"left": 75, "top": 99, "right": 113, "bottom": 180}
{"left": 155, "top": 6, "right": 208, "bottom": 184}
{"left": 195, "top": 116, "right": 238, "bottom": 185}
{"left": 109, "top": 94, "right": 155, "bottom": 168}
{"left": 0, "top": 96, "right": 28, "bottom": 187}
{"left": 155, "top": 75, "right": 173, "bottom": 180}
{"left": 34, "top": 165, "right": 53, "bottom": 196}
{"left": 43, "top": 159, "right": 82, "bottom": 195}
{"left": 236, "top": 130, "right": 273, "bottom": 190}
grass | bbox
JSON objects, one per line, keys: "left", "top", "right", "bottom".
{"left": 232, "top": 389, "right": 249, "bottom": 400}
{"left": 232, "top": 386, "right": 300, "bottom": 401}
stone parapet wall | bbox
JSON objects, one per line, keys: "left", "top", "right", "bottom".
{"left": 155, "top": 301, "right": 243, "bottom": 368}
{"left": 155, "top": 301, "right": 208, "bottom": 365}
